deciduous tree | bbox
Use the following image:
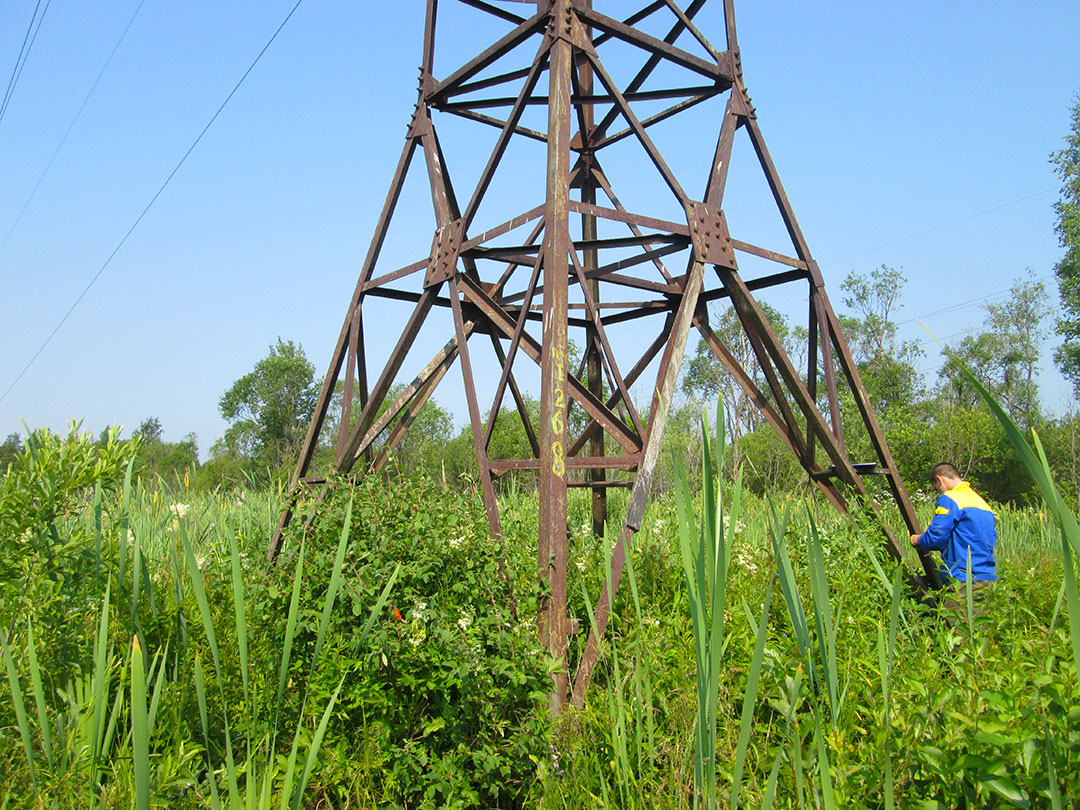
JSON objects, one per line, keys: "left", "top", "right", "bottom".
{"left": 838, "top": 264, "right": 924, "bottom": 419}
{"left": 0, "top": 432, "right": 21, "bottom": 474}
{"left": 219, "top": 338, "right": 317, "bottom": 472}
{"left": 682, "top": 300, "right": 791, "bottom": 469}
{"left": 938, "top": 270, "right": 1050, "bottom": 428}
{"left": 1052, "top": 93, "right": 1080, "bottom": 397}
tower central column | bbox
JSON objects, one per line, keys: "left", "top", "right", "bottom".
{"left": 538, "top": 0, "right": 573, "bottom": 712}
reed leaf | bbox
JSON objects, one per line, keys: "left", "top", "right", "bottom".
{"left": 132, "top": 520, "right": 142, "bottom": 632}
{"left": 101, "top": 670, "right": 125, "bottom": 768}
{"left": 807, "top": 513, "right": 838, "bottom": 723}
{"left": 358, "top": 562, "right": 402, "bottom": 646}
{"left": 93, "top": 483, "right": 104, "bottom": 589}
{"left": 730, "top": 578, "right": 774, "bottom": 810}
{"left": 91, "top": 583, "right": 111, "bottom": 771}
{"left": 759, "top": 748, "right": 783, "bottom": 810}
{"left": 193, "top": 652, "right": 224, "bottom": 810}
{"left": 1044, "top": 737, "right": 1063, "bottom": 810}
{"left": 277, "top": 543, "right": 306, "bottom": 719}
{"left": 182, "top": 527, "right": 223, "bottom": 679}
{"left": 623, "top": 543, "right": 656, "bottom": 769}
{"left": 147, "top": 646, "right": 168, "bottom": 738}
{"left": 117, "top": 455, "right": 135, "bottom": 596}
{"left": 277, "top": 719, "right": 304, "bottom": 810}
{"left": 1, "top": 632, "right": 37, "bottom": 792}
{"left": 770, "top": 505, "right": 817, "bottom": 694}
{"left": 130, "top": 636, "right": 150, "bottom": 810}
{"left": 877, "top": 628, "right": 893, "bottom": 810}
{"left": 812, "top": 712, "right": 836, "bottom": 810}
{"left": 227, "top": 529, "right": 250, "bottom": 707}
{"left": 312, "top": 496, "right": 353, "bottom": 677}
{"left": 25, "top": 621, "right": 53, "bottom": 771}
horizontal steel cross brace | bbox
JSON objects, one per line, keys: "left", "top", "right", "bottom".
{"left": 488, "top": 454, "right": 639, "bottom": 474}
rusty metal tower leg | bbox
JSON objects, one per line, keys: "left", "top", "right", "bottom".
{"left": 537, "top": 0, "right": 573, "bottom": 712}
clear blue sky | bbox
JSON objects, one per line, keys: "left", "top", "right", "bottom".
{"left": 1, "top": 0, "right": 1077, "bottom": 454}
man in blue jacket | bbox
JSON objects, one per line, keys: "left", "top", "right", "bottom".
{"left": 909, "top": 462, "right": 997, "bottom": 592}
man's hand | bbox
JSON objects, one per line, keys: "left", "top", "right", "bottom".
{"left": 909, "top": 533, "right": 921, "bottom": 547}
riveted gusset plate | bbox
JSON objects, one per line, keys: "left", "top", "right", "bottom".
{"left": 685, "top": 201, "right": 736, "bottom": 269}
{"left": 424, "top": 218, "right": 465, "bottom": 288}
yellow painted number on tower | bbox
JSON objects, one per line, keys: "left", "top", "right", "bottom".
{"left": 551, "top": 347, "right": 566, "bottom": 477}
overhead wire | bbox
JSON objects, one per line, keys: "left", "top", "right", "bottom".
{"left": 0, "top": 0, "right": 308, "bottom": 406}
{"left": 0, "top": 0, "right": 52, "bottom": 124}
{"left": 904, "top": 273, "right": 1056, "bottom": 376}
{"left": 822, "top": 187, "right": 1056, "bottom": 268}
{"left": 0, "top": 0, "right": 149, "bottom": 257}
{"left": 897, "top": 273, "right": 1054, "bottom": 327}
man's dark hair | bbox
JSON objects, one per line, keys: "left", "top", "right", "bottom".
{"left": 930, "top": 462, "right": 961, "bottom": 483}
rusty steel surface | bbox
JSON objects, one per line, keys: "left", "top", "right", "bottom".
{"left": 268, "top": 0, "right": 943, "bottom": 713}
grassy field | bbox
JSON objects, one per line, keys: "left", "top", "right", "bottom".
{"left": 1, "top": 433, "right": 1077, "bottom": 809}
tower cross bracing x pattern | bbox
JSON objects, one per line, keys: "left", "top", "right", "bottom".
{"left": 268, "top": 0, "right": 944, "bottom": 711}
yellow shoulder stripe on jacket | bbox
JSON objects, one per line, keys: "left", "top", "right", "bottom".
{"left": 945, "top": 482, "right": 994, "bottom": 513}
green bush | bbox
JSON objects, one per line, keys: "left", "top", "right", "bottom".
{"left": 273, "top": 474, "right": 552, "bottom": 808}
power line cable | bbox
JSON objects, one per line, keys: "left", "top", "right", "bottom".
{"left": 822, "top": 188, "right": 1056, "bottom": 268}
{"left": 914, "top": 325, "right": 979, "bottom": 349}
{"left": 0, "top": 0, "right": 308, "bottom": 406}
{"left": 0, "top": 0, "right": 52, "bottom": 123}
{"left": 0, "top": 0, "right": 148, "bottom": 258}
{"left": 896, "top": 273, "right": 1053, "bottom": 326}
{"left": 0, "top": 0, "right": 44, "bottom": 116}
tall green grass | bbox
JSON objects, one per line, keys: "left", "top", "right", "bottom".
{"left": 0, "top": 480, "right": 397, "bottom": 807}
{"left": 673, "top": 408, "right": 737, "bottom": 809}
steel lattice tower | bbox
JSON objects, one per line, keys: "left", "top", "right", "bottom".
{"left": 268, "top": 0, "right": 942, "bottom": 711}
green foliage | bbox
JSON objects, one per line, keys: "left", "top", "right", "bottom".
{"left": 443, "top": 400, "right": 545, "bottom": 491}
{"left": 1052, "top": 92, "right": 1080, "bottom": 396}
{"left": 673, "top": 408, "right": 737, "bottom": 808}
{"left": 736, "top": 422, "right": 806, "bottom": 496}
{"left": 682, "top": 300, "right": 791, "bottom": 470}
{"left": 218, "top": 337, "right": 317, "bottom": 475}
{"left": 0, "top": 463, "right": 399, "bottom": 808}
{"left": 0, "top": 431, "right": 21, "bottom": 473}
{"left": 275, "top": 474, "right": 551, "bottom": 807}
{"left": 6, "top": 340, "right": 1080, "bottom": 807}
{"left": 0, "top": 423, "right": 134, "bottom": 544}
{"left": 193, "top": 444, "right": 248, "bottom": 492}
{"left": 0, "top": 423, "right": 136, "bottom": 637}
{"left": 839, "top": 264, "right": 924, "bottom": 420}
{"left": 131, "top": 417, "right": 198, "bottom": 488}
{"left": 939, "top": 270, "right": 1051, "bottom": 428}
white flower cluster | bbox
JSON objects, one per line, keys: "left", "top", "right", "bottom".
{"left": 722, "top": 514, "right": 746, "bottom": 535}
{"left": 408, "top": 601, "right": 428, "bottom": 648}
{"left": 733, "top": 546, "right": 759, "bottom": 575}
{"left": 168, "top": 502, "right": 191, "bottom": 530}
